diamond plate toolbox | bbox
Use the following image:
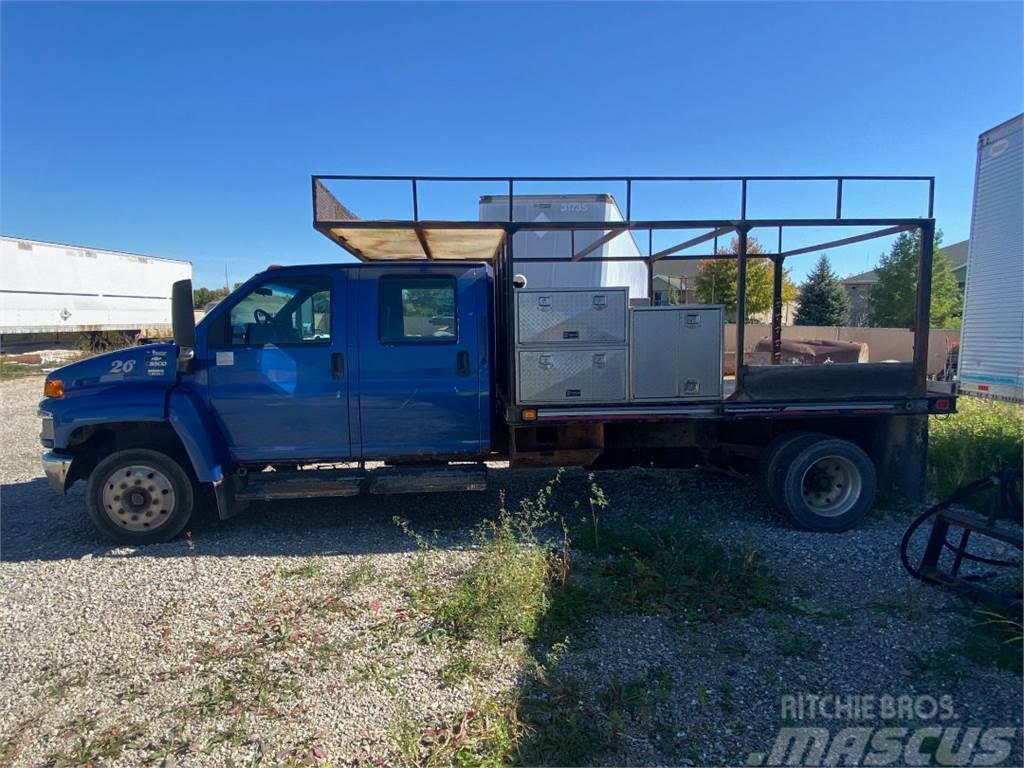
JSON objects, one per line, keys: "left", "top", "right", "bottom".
{"left": 517, "top": 348, "right": 628, "bottom": 404}
{"left": 515, "top": 288, "right": 628, "bottom": 346}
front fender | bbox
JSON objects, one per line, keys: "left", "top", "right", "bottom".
{"left": 43, "top": 384, "right": 168, "bottom": 449}
{"left": 167, "top": 389, "right": 225, "bottom": 485}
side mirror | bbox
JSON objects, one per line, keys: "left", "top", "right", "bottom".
{"left": 172, "top": 280, "right": 196, "bottom": 372}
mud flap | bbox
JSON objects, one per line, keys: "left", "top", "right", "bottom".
{"left": 213, "top": 474, "right": 248, "bottom": 520}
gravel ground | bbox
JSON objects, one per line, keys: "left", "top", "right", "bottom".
{"left": 1, "top": 374, "right": 1021, "bottom": 766}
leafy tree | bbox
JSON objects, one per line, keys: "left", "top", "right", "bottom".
{"left": 193, "top": 286, "right": 230, "bottom": 308}
{"left": 868, "top": 230, "right": 962, "bottom": 328}
{"left": 693, "top": 236, "right": 797, "bottom": 322}
{"left": 793, "top": 254, "right": 850, "bottom": 326}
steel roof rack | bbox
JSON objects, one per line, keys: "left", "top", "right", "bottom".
{"left": 311, "top": 174, "right": 936, "bottom": 397}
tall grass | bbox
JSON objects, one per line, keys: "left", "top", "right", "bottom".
{"left": 929, "top": 398, "right": 1023, "bottom": 501}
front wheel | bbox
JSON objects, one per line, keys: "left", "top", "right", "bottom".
{"left": 779, "top": 438, "right": 877, "bottom": 532}
{"left": 86, "top": 449, "right": 195, "bottom": 544}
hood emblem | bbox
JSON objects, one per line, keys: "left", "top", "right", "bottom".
{"left": 59, "top": 308, "right": 71, "bottom": 321}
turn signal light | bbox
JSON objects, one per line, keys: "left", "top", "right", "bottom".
{"left": 521, "top": 408, "right": 537, "bottom": 421}
{"left": 44, "top": 379, "right": 64, "bottom": 398}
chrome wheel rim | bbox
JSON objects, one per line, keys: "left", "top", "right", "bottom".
{"left": 800, "top": 455, "right": 861, "bottom": 517}
{"left": 101, "top": 464, "right": 176, "bottom": 531}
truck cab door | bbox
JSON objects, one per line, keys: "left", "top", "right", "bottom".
{"left": 354, "top": 265, "right": 490, "bottom": 459}
{"left": 204, "top": 269, "right": 351, "bottom": 463}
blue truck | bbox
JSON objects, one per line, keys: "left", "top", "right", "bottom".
{"left": 39, "top": 175, "right": 955, "bottom": 543}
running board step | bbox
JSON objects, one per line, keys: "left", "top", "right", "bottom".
{"left": 236, "top": 469, "right": 364, "bottom": 501}
{"left": 369, "top": 465, "right": 488, "bottom": 495}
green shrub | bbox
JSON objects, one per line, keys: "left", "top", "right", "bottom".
{"left": 398, "top": 472, "right": 570, "bottom": 646}
{"left": 431, "top": 518, "right": 552, "bottom": 645}
{"left": 929, "top": 398, "right": 1023, "bottom": 501}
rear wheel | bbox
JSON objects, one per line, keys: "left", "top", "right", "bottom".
{"left": 757, "top": 432, "right": 826, "bottom": 513}
{"left": 780, "top": 438, "right": 877, "bottom": 532}
{"left": 86, "top": 449, "right": 195, "bottom": 544}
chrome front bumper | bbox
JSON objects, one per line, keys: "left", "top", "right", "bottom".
{"left": 41, "top": 452, "right": 73, "bottom": 494}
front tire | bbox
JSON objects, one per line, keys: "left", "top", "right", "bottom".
{"left": 780, "top": 438, "right": 877, "bottom": 532}
{"left": 86, "top": 449, "right": 195, "bottom": 544}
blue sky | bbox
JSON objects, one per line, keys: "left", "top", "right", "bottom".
{"left": 2, "top": 1, "right": 1022, "bottom": 288}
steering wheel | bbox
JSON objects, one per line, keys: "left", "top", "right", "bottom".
{"left": 253, "top": 308, "right": 273, "bottom": 325}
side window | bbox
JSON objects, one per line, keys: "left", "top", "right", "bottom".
{"left": 379, "top": 276, "right": 457, "bottom": 343}
{"left": 227, "top": 275, "right": 331, "bottom": 346}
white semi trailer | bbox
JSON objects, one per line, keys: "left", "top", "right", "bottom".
{"left": 0, "top": 236, "right": 193, "bottom": 344}
{"left": 958, "top": 114, "right": 1024, "bottom": 402}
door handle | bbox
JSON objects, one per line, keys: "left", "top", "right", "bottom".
{"left": 331, "top": 352, "right": 345, "bottom": 379}
{"left": 457, "top": 350, "right": 470, "bottom": 377}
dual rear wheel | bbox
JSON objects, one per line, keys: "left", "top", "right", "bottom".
{"left": 758, "top": 433, "right": 877, "bottom": 532}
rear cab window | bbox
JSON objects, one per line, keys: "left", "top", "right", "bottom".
{"left": 378, "top": 275, "right": 456, "bottom": 343}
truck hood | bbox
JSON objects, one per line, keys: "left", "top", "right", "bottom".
{"left": 45, "top": 343, "right": 179, "bottom": 392}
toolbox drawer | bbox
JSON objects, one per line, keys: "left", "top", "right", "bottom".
{"left": 517, "top": 347, "right": 628, "bottom": 404}
{"left": 516, "top": 288, "right": 628, "bottom": 346}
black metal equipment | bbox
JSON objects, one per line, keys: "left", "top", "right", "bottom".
{"left": 901, "top": 469, "right": 1023, "bottom": 607}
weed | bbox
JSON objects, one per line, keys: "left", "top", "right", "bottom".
{"left": 959, "top": 606, "right": 1023, "bottom": 675}
{"left": 204, "top": 716, "right": 250, "bottom": 752}
{"left": 907, "top": 647, "right": 967, "bottom": 683}
{"left": 868, "top": 587, "right": 932, "bottom": 623}
{"left": 346, "top": 661, "right": 408, "bottom": 694}
{"left": 718, "top": 636, "right": 751, "bottom": 658}
{"left": 191, "top": 658, "right": 300, "bottom": 717}
{"left": 573, "top": 521, "right": 777, "bottom": 619}
{"left": 517, "top": 674, "right": 606, "bottom": 767}
{"left": 391, "top": 698, "right": 517, "bottom": 768}
{"left": 929, "top": 399, "right": 1023, "bottom": 506}
{"left": 278, "top": 563, "right": 322, "bottom": 579}
{"left": 0, "top": 360, "right": 44, "bottom": 379}
{"left": 44, "top": 669, "right": 89, "bottom": 702}
{"left": 440, "top": 649, "right": 484, "bottom": 686}
{"left": 340, "top": 560, "right": 377, "bottom": 591}
{"left": 774, "top": 631, "right": 822, "bottom": 661}
{"left": 47, "top": 722, "right": 142, "bottom": 767}
{"left": 783, "top": 599, "right": 852, "bottom": 624}
{"left": 401, "top": 475, "right": 569, "bottom": 646}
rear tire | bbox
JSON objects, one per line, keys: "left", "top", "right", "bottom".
{"left": 86, "top": 449, "right": 195, "bottom": 544}
{"left": 758, "top": 432, "right": 826, "bottom": 513}
{"left": 780, "top": 437, "right": 877, "bottom": 532}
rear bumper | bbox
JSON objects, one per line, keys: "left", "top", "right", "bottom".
{"left": 41, "top": 451, "right": 73, "bottom": 494}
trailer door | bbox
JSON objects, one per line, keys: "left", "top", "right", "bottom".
{"left": 354, "top": 266, "right": 488, "bottom": 459}
{"left": 206, "top": 269, "right": 351, "bottom": 462}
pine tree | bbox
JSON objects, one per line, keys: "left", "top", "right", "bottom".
{"left": 793, "top": 254, "right": 850, "bottom": 326}
{"left": 868, "top": 230, "right": 962, "bottom": 328}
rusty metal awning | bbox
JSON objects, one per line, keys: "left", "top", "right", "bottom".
{"left": 313, "top": 179, "right": 505, "bottom": 262}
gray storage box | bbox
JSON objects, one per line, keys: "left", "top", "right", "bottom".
{"left": 630, "top": 306, "right": 724, "bottom": 400}
{"left": 517, "top": 347, "right": 628, "bottom": 404}
{"left": 516, "top": 287, "right": 628, "bottom": 346}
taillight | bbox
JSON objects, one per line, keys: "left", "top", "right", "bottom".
{"left": 44, "top": 379, "right": 64, "bottom": 398}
